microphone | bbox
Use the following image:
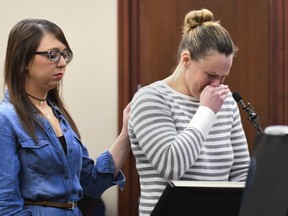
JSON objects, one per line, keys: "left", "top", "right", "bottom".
{"left": 232, "top": 92, "right": 263, "bottom": 133}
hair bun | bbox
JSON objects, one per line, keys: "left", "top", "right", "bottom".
{"left": 183, "top": 8, "right": 214, "bottom": 33}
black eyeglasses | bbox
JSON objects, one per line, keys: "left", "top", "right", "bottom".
{"left": 34, "top": 50, "right": 73, "bottom": 63}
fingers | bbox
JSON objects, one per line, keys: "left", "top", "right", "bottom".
{"left": 200, "top": 85, "right": 230, "bottom": 113}
{"left": 123, "top": 102, "right": 131, "bottom": 115}
{"left": 217, "top": 84, "right": 229, "bottom": 91}
{"left": 217, "top": 84, "right": 230, "bottom": 97}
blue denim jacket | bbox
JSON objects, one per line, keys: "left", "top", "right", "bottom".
{"left": 0, "top": 91, "right": 125, "bottom": 216}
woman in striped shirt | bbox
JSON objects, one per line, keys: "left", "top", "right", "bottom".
{"left": 128, "top": 8, "right": 251, "bottom": 216}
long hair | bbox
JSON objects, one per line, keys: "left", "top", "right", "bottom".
{"left": 4, "top": 19, "right": 80, "bottom": 140}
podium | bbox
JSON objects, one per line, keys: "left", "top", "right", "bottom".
{"left": 151, "top": 180, "right": 245, "bottom": 216}
{"left": 239, "top": 131, "right": 288, "bottom": 216}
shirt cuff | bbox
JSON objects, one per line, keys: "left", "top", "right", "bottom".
{"left": 113, "top": 170, "right": 126, "bottom": 191}
{"left": 95, "top": 151, "right": 126, "bottom": 190}
{"left": 187, "top": 106, "right": 216, "bottom": 138}
{"left": 96, "top": 151, "right": 116, "bottom": 174}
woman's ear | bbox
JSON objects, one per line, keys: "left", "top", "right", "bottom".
{"left": 25, "top": 62, "right": 30, "bottom": 71}
{"left": 181, "top": 50, "right": 191, "bottom": 67}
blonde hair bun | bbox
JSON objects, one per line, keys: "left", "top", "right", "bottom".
{"left": 183, "top": 8, "right": 214, "bottom": 34}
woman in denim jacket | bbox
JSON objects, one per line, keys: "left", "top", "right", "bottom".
{"left": 0, "top": 19, "right": 131, "bottom": 216}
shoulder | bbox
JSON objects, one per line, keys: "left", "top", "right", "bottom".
{"left": 0, "top": 98, "right": 17, "bottom": 119}
{"left": 0, "top": 90, "right": 18, "bottom": 119}
{"left": 132, "top": 81, "right": 171, "bottom": 101}
{"left": 130, "top": 81, "right": 174, "bottom": 116}
{"left": 0, "top": 99, "right": 22, "bottom": 137}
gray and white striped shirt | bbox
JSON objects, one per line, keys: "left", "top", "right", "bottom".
{"left": 128, "top": 81, "right": 250, "bottom": 216}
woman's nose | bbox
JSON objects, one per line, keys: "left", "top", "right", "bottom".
{"left": 56, "top": 55, "right": 67, "bottom": 67}
{"left": 210, "top": 80, "right": 221, "bottom": 87}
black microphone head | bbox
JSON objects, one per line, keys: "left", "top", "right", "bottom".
{"left": 232, "top": 92, "right": 242, "bottom": 102}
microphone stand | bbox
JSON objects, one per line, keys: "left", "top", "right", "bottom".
{"left": 240, "top": 102, "right": 263, "bottom": 133}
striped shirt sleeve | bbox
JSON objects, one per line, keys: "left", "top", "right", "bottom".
{"left": 129, "top": 86, "right": 217, "bottom": 179}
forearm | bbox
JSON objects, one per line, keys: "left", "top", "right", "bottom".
{"left": 109, "top": 130, "right": 130, "bottom": 176}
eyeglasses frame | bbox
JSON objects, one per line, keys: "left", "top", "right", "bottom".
{"left": 34, "top": 50, "right": 73, "bottom": 63}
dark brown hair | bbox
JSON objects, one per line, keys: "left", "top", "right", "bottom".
{"left": 4, "top": 19, "right": 80, "bottom": 140}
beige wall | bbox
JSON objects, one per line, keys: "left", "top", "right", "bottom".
{"left": 0, "top": 1, "right": 119, "bottom": 215}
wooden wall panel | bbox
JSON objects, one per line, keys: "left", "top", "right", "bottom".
{"left": 286, "top": 0, "right": 288, "bottom": 123}
{"left": 118, "top": 1, "right": 140, "bottom": 216}
{"left": 269, "top": 0, "right": 288, "bottom": 125}
{"left": 118, "top": 0, "right": 287, "bottom": 215}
